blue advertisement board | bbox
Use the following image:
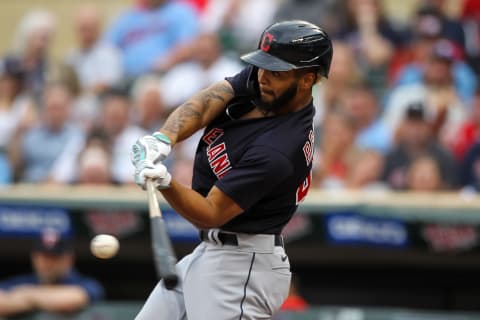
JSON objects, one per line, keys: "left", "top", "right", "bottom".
{"left": 324, "top": 212, "right": 408, "bottom": 248}
{"left": 0, "top": 205, "right": 71, "bottom": 237}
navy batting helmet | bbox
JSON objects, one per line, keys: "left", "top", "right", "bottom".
{"left": 241, "top": 20, "right": 333, "bottom": 77}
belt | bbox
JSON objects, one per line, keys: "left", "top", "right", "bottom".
{"left": 199, "top": 230, "right": 284, "bottom": 247}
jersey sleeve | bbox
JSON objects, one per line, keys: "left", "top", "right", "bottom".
{"left": 215, "top": 145, "right": 293, "bottom": 211}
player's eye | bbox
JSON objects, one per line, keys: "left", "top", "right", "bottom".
{"left": 271, "top": 71, "right": 281, "bottom": 77}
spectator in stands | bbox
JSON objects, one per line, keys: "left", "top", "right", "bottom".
{"left": 417, "top": 0, "right": 466, "bottom": 48}
{"left": 336, "top": 0, "right": 408, "bottom": 48}
{"left": 391, "top": 6, "right": 477, "bottom": 104}
{"left": 312, "top": 41, "right": 362, "bottom": 127}
{"left": 340, "top": 83, "right": 391, "bottom": 154}
{"left": 382, "top": 102, "right": 457, "bottom": 190}
{"left": 104, "top": 0, "right": 199, "bottom": 77}
{"left": 6, "top": 10, "right": 79, "bottom": 102}
{"left": 76, "top": 129, "right": 113, "bottom": 185}
{"left": 450, "top": 87, "right": 480, "bottom": 161}
{"left": 0, "top": 57, "right": 37, "bottom": 184}
{"left": 334, "top": 0, "right": 407, "bottom": 100}
{"left": 66, "top": 4, "right": 123, "bottom": 94}
{"left": 460, "top": 0, "right": 480, "bottom": 76}
{"left": 0, "top": 229, "right": 104, "bottom": 317}
{"left": 97, "top": 89, "right": 146, "bottom": 184}
{"left": 383, "top": 40, "right": 467, "bottom": 147}
{"left": 406, "top": 155, "right": 444, "bottom": 191}
{"left": 313, "top": 109, "right": 361, "bottom": 189}
{"left": 346, "top": 150, "right": 388, "bottom": 191}
{"left": 131, "top": 75, "right": 168, "bottom": 132}
{"left": 11, "top": 83, "right": 84, "bottom": 183}
{"left": 160, "top": 32, "right": 243, "bottom": 109}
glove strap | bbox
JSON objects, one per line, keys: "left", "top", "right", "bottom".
{"left": 152, "top": 132, "right": 171, "bottom": 145}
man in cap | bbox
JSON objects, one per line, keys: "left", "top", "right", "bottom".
{"left": 130, "top": 20, "right": 332, "bottom": 319}
{"left": 0, "top": 229, "right": 104, "bottom": 317}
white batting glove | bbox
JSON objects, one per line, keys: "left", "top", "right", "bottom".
{"left": 134, "top": 160, "right": 172, "bottom": 190}
{"left": 131, "top": 132, "right": 172, "bottom": 166}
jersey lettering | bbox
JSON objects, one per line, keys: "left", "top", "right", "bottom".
{"left": 202, "top": 128, "right": 224, "bottom": 146}
{"left": 302, "top": 129, "right": 314, "bottom": 166}
{"left": 295, "top": 171, "right": 312, "bottom": 205}
{"left": 206, "top": 138, "right": 232, "bottom": 179}
{"left": 210, "top": 153, "right": 231, "bottom": 178}
{"left": 207, "top": 143, "right": 226, "bottom": 161}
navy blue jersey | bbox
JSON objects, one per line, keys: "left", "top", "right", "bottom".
{"left": 191, "top": 66, "right": 315, "bottom": 234}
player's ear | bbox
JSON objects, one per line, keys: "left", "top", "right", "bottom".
{"left": 300, "top": 72, "right": 316, "bottom": 89}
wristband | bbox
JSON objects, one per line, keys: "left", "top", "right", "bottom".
{"left": 152, "top": 132, "right": 171, "bottom": 145}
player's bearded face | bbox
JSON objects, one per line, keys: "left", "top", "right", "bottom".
{"left": 258, "top": 81, "right": 298, "bottom": 113}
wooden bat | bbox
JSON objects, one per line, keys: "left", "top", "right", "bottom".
{"left": 146, "top": 179, "right": 179, "bottom": 290}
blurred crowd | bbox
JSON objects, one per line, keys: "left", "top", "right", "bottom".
{"left": 0, "top": 0, "right": 479, "bottom": 193}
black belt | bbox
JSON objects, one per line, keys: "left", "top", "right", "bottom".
{"left": 199, "top": 230, "right": 284, "bottom": 247}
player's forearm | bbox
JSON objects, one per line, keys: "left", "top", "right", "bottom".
{"left": 159, "top": 81, "right": 234, "bottom": 145}
{"left": 160, "top": 181, "right": 218, "bottom": 228}
{"left": 160, "top": 180, "right": 241, "bottom": 229}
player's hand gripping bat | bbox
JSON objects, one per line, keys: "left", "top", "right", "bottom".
{"left": 146, "top": 178, "right": 179, "bottom": 290}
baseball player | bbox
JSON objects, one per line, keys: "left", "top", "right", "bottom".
{"left": 131, "top": 20, "right": 333, "bottom": 319}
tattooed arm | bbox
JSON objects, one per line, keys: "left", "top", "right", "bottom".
{"left": 144, "top": 80, "right": 243, "bottom": 228}
{"left": 159, "top": 80, "right": 234, "bottom": 145}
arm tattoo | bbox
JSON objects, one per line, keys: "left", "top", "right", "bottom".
{"left": 162, "top": 82, "right": 234, "bottom": 140}
{"left": 162, "top": 102, "right": 201, "bottom": 136}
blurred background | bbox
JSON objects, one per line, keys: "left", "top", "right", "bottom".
{"left": 0, "top": 0, "right": 480, "bottom": 319}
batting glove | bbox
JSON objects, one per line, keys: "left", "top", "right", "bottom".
{"left": 131, "top": 132, "right": 171, "bottom": 166}
{"left": 134, "top": 160, "right": 172, "bottom": 190}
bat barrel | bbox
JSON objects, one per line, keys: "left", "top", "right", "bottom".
{"left": 146, "top": 179, "right": 179, "bottom": 290}
{"left": 151, "top": 216, "right": 179, "bottom": 289}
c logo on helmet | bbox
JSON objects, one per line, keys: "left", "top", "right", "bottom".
{"left": 261, "top": 33, "right": 274, "bottom": 52}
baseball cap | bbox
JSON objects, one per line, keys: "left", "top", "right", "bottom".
{"left": 33, "top": 229, "right": 73, "bottom": 255}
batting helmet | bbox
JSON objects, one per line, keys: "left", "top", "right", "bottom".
{"left": 241, "top": 20, "right": 333, "bottom": 77}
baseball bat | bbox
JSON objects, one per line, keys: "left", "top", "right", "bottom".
{"left": 146, "top": 179, "right": 179, "bottom": 290}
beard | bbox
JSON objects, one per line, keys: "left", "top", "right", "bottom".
{"left": 256, "top": 82, "right": 298, "bottom": 113}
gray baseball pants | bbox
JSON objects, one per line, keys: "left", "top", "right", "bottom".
{"left": 135, "top": 229, "right": 291, "bottom": 320}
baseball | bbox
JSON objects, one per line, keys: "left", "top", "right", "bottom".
{"left": 90, "top": 234, "right": 119, "bottom": 259}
